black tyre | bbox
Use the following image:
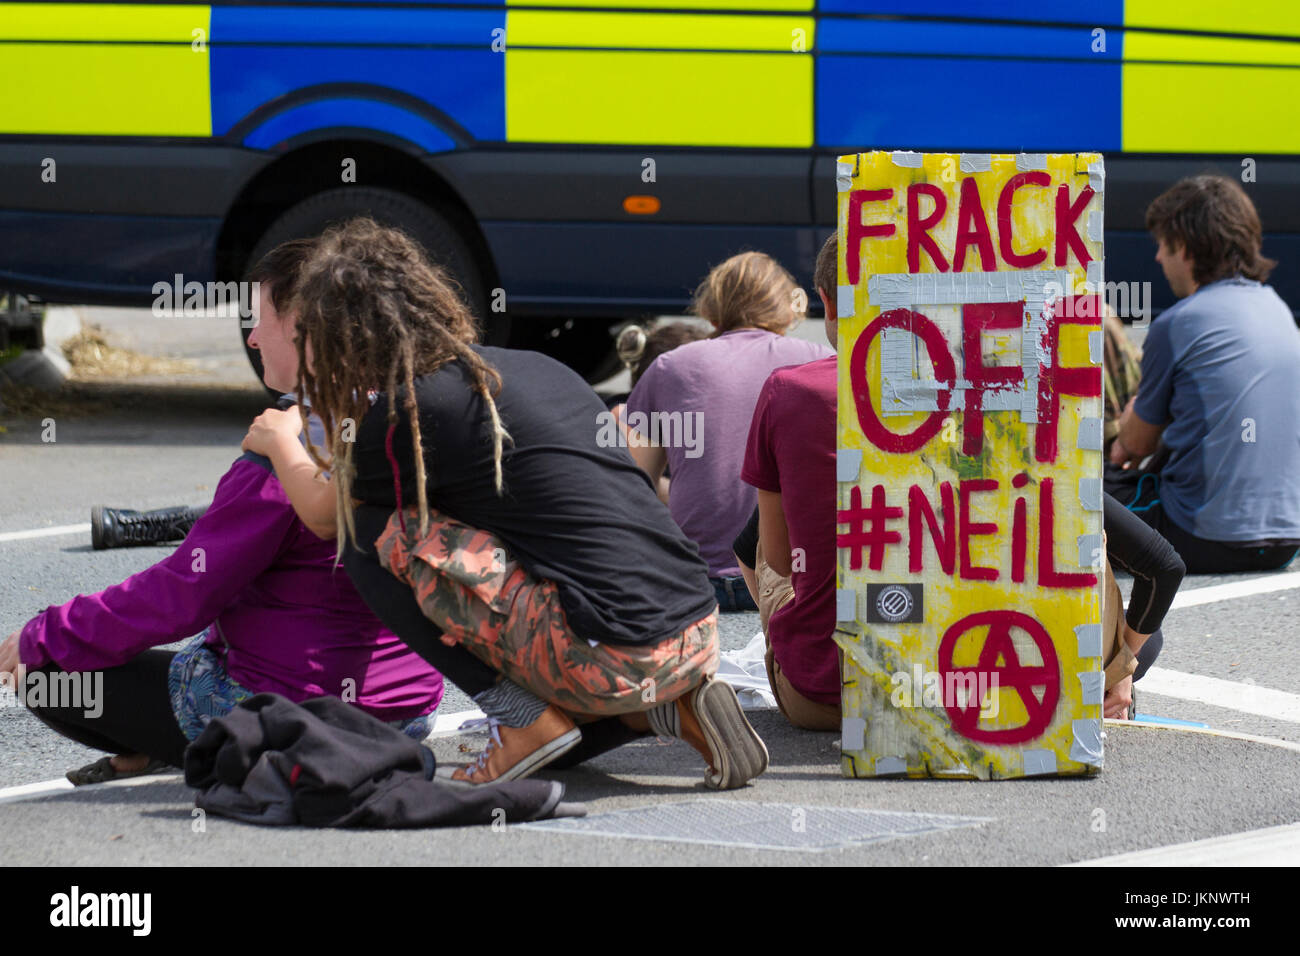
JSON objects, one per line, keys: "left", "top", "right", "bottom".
{"left": 238, "top": 187, "right": 497, "bottom": 386}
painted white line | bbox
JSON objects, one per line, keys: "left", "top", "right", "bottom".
{"left": 0, "top": 709, "right": 486, "bottom": 807}
{"left": 0, "top": 778, "right": 74, "bottom": 804}
{"left": 1139, "top": 667, "right": 1300, "bottom": 723}
{"left": 0, "top": 771, "right": 183, "bottom": 806}
{"left": 1105, "top": 718, "right": 1300, "bottom": 755}
{"left": 1169, "top": 571, "right": 1300, "bottom": 611}
{"left": 0, "top": 712, "right": 488, "bottom": 808}
{"left": 1071, "top": 820, "right": 1300, "bottom": 866}
{"left": 0, "top": 523, "right": 90, "bottom": 544}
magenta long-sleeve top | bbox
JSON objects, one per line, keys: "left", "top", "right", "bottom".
{"left": 19, "top": 452, "right": 443, "bottom": 723}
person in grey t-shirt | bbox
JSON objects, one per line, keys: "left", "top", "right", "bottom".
{"left": 1108, "top": 175, "right": 1300, "bottom": 573}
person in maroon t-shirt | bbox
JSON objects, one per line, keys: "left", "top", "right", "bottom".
{"left": 735, "top": 234, "right": 841, "bottom": 730}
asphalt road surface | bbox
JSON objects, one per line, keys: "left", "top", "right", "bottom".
{"left": 1, "top": 309, "right": 1297, "bottom": 866}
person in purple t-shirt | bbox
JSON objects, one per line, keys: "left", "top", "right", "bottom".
{"left": 625, "top": 252, "right": 833, "bottom": 611}
{"left": 734, "top": 234, "right": 841, "bottom": 729}
{"left": 0, "top": 240, "right": 445, "bottom": 784}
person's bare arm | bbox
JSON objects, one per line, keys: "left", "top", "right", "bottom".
{"left": 267, "top": 439, "right": 338, "bottom": 540}
{"left": 243, "top": 409, "right": 338, "bottom": 539}
{"left": 0, "top": 631, "right": 23, "bottom": 688}
{"left": 1113, "top": 396, "right": 1165, "bottom": 466}
{"left": 629, "top": 439, "right": 670, "bottom": 504}
{"left": 736, "top": 554, "right": 760, "bottom": 606}
{"left": 757, "top": 489, "right": 792, "bottom": 577}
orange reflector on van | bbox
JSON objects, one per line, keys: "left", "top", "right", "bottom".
{"left": 623, "top": 195, "right": 660, "bottom": 215}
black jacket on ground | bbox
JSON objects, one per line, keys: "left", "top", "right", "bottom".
{"left": 184, "top": 693, "right": 575, "bottom": 828}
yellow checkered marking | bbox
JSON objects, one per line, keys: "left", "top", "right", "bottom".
{"left": 0, "top": 2, "right": 208, "bottom": 40}
{"left": 1122, "top": 0, "right": 1300, "bottom": 152}
{"left": 507, "top": 49, "right": 811, "bottom": 146}
{"left": 517, "top": 0, "right": 813, "bottom": 10}
{"left": 505, "top": 9, "right": 812, "bottom": 147}
{"left": 0, "top": 3, "right": 211, "bottom": 136}
{"left": 1125, "top": 0, "right": 1300, "bottom": 38}
{"left": 509, "top": 10, "right": 811, "bottom": 50}
{"left": 1123, "top": 62, "right": 1300, "bottom": 153}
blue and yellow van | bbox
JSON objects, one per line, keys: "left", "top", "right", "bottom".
{"left": 1, "top": 1, "right": 1297, "bottom": 374}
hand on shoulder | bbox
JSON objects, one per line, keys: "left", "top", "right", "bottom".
{"left": 242, "top": 407, "right": 304, "bottom": 458}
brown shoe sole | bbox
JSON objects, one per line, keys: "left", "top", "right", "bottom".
{"left": 691, "top": 679, "right": 769, "bottom": 789}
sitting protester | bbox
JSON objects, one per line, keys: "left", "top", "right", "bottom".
{"left": 625, "top": 252, "right": 832, "bottom": 612}
{"left": 606, "top": 321, "right": 711, "bottom": 504}
{"left": 0, "top": 240, "right": 445, "bottom": 784}
{"left": 609, "top": 321, "right": 712, "bottom": 409}
{"left": 1109, "top": 175, "right": 1300, "bottom": 573}
{"left": 735, "top": 235, "right": 840, "bottom": 729}
{"left": 732, "top": 237, "right": 1183, "bottom": 728}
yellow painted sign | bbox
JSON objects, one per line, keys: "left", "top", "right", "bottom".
{"left": 835, "top": 151, "right": 1106, "bottom": 779}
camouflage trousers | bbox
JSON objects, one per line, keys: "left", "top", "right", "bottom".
{"left": 375, "top": 507, "right": 719, "bottom": 719}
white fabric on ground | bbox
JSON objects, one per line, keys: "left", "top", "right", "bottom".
{"left": 718, "top": 630, "right": 776, "bottom": 709}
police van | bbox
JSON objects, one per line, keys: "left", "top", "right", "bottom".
{"left": 1, "top": 0, "right": 1296, "bottom": 377}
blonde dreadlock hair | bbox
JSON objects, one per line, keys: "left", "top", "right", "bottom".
{"left": 286, "top": 217, "right": 511, "bottom": 557}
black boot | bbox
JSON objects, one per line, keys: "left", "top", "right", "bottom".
{"left": 91, "top": 505, "right": 207, "bottom": 550}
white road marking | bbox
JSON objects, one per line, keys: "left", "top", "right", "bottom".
{"left": 0, "top": 523, "right": 90, "bottom": 543}
{"left": 1139, "top": 667, "right": 1300, "bottom": 723}
{"left": 0, "top": 779, "right": 74, "bottom": 804}
{"left": 1106, "top": 718, "right": 1300, "bottom": 754}
{"left": 1072, "top": 820, "right": 1300, "bottom": 866}
{"left": 0, "top": 771, "right": 183, "bottom": 805}
{"left": 1167, "top": 571, "right": 1300, "bottom": 610}
{"left": 0, "top": 709, "right": 486, "bottom": 805}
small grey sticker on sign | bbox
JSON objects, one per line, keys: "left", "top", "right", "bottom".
{"left": 866, "top": 583, "right": 924, "bottom": 623}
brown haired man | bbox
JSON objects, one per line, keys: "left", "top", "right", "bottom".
{"left": 1109, "top": 175, "right": 1300, "bottom": 573}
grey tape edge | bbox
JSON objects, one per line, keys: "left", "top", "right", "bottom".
{"left": 1075, "top": 623, "right": 1103, "bottom": 658}
{"left": 836, "top": 588, "right": 856, "bottom": 622}
{"left": 1022, "top": 749, "right": 1058, "bottom": 775}
{"left": 874, "top": 756, "right": 907, "bottom": 775}
{"left": 1078, "top": 670, "right": 1105, "bottom": 705}
{"left": 837, "top": 283, "right": 854, "bottom": 319}
{"left": 842, "top": 716, "right": 866, "bottom": 752}
{"left": 836, "top": 447, "right": 863, "bottom": 483}
{"left": 1070, "top": 718, "right": 1104, "bottom": 766}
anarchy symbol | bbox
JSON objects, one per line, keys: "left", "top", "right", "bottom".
{"left": 937, "top": 610, "right": 1060, "bottom": 744}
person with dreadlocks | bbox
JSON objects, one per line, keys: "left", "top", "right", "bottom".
{"left": 241, "top": 218, "right": 769, "bottom": 788}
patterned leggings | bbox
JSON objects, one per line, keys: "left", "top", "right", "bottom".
{"left": 375, "top": 506, "right": 719, "bottom": 719}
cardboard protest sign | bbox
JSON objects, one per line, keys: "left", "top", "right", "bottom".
{"left": 835, "top": 151, "right": 1106, "bottom": 779}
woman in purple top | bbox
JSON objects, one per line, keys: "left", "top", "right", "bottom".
{"left": 625, "top": 252, "right": 833, "bottom": 611}
{"left": 0, "top": 241, "right": 444, "bottom": 783}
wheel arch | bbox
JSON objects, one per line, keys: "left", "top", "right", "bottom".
{"left": 214, "top": 137, "right": 499, "bottom": 295}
